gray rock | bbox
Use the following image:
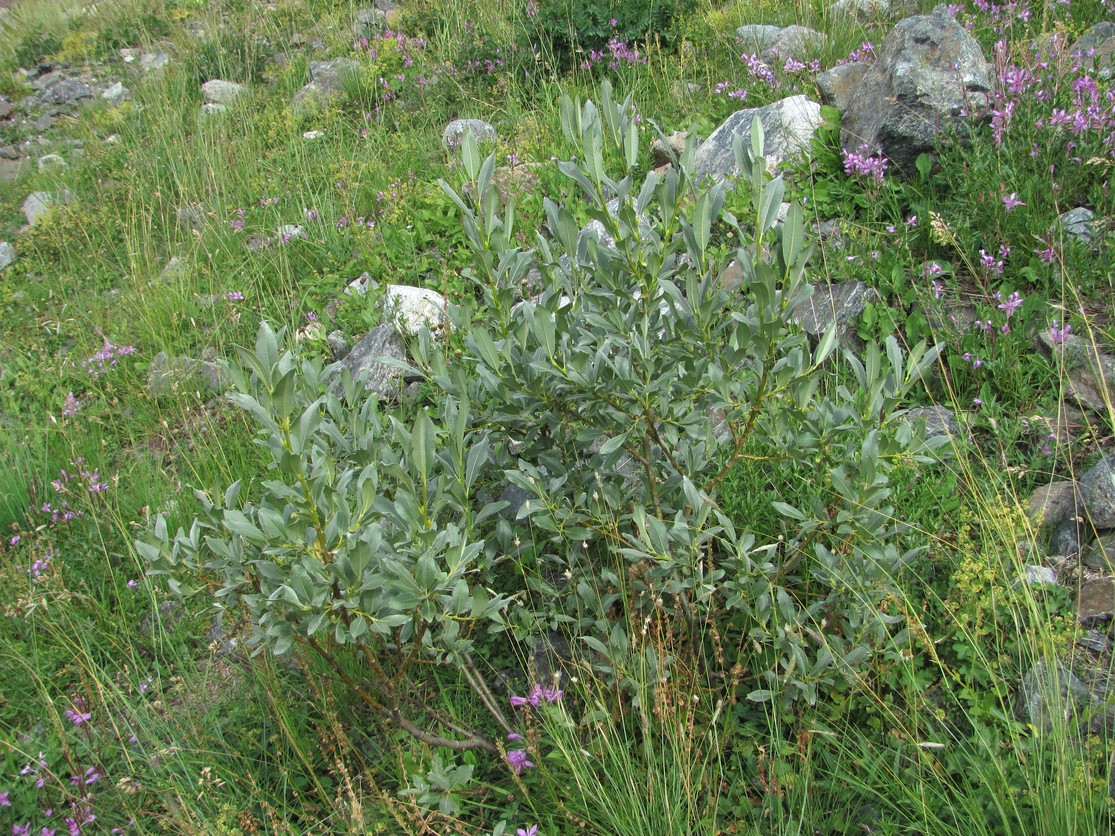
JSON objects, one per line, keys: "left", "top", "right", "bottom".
{"left": 22, "top": 190, "right": 73, "bottom": 225}
{"left": 201, "top": 79, "right": 248, "bottom": 105}
{"left": 341, "top": 324, "right": 407, "bottom": 401}
{"left": 0, "top": 146, "right": 19, "bottom": 160}
{"left": 310, "top": 58, "right": 362, "bottom": 90}
{"left": 327, "top": 330, "right": 350, "bottom": 360}
{"left": 816, "top": 62, "right": 871, "bottom": 111}
{"left": 290, "top": 58, "right": 362, "bottom": 116}
{"left": 902, "top": 406, "right": 965, "bottom": 442}
{"left": 692, "top": 95, "right": 823, "bottom": 181}
{"left": 497, "top": 482, "right": 532, "bottom": 519}
{"left": 147, "top": 351, "right": 225, "bottom": 398}
{"left": 37, "top": 153, "right": 65, "bottom": 171}
{"left": 1069, "top": 22, "right": 1115, "bottom": 79}
{"left": 0, "top": 242, "right": 14, "bottom": 270}
{"left": 763, "top": 25, "right": 826, "bottom": 61}
{"left": 1084, "top": 533, "right": 1115, "bottom": 571}
{"left": 354, "top": 7, "right": 388, "bottom": 35}
{"left": 1078, "top": 578, "right": 1115, "bottom": 629}
{"left": 1059, "top": 207, "right": 1096, "bottom": 243}
{"left": 841, "top": 5, "right": 993, "bottom": 176}
{"left": 1036, "top": 330, "right": 1115, "bottom": 415}
{"left": 384, "top": 284, "right": 450, "bottom": 337}
{"left": 199, "top": 103, "right": 227, "bottom": 118}
{"left": 650, "top": 130, "right": 687, "bottom": 166}
{"left": 791, "top": 279, "right": 876, "bottom": 348}
{"left": 1078, "top": 630, "right": 1112, "bottom": 654}
{"left": 442, "top": 118, "right": 497, "bottom": 150}
{"left": 1024, "top": 565, "right": 1057, "bottom": 586}
{"left": 0, "top": 158, "right": 29, "bottom": 184}
{"left": 529, "top": 631, "right": 574, "bottom": 686}
{"left": 736, "top": 25, "right": 783, "bottom": 51}
{"left": 102, "top": 81, "right": 130, "bottom": 105}
{"left": 1050, "top": 514, "right": 1087, "bottom": 558}
{"left": 1027, "top": 481, "right": 1078, "bottom": 530}
{"left": 830, "top": 0, "right": 889, "bottom": 16}
{"left": 176, "top": 204, "right": 205, "bottom": 233}
{"left": 1082, "top": 455, "right": 1115, "bottom": 529}
{"left": 159, "top": 256, "right": 188, "bottom": 282}
{"left": 139, "top": 49, "right": 171, "bottom": 72}
{"left": 1019, "top": 661, "right": 1091, "bottom": 731}
{"left": 41, "top": 78, "right": 93, "bottom": 105}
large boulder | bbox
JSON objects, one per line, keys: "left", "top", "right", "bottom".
{"left": 815, "top": 63, "right": 871, "bottom": 111}
{"left": 840, "top": 5, "right": 993, "bottom": 176}
{"left": 692, "top": 95, "right": 823, "bottom": 181}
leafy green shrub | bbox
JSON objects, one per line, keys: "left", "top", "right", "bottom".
{"left": 13, "top": 29, "right": 63, "bottom": 68}
{"left": 138, "top": 83, "right": 944, "bottom": 775}
{"left": 432, "top": 82, "right": 944, "bottom": 708}
{"left": 526, "top": 0, "right": 696, "bottom": 70}
{"left": 93, "top": 3, "right": 172, "bottom": 57}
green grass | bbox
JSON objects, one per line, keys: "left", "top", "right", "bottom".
{"left": 1, "top": 0, "right": 1114, "bottom": 831}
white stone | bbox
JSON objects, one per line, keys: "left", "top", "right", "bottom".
{"left": 102, "top": 82, "right": 130, "bottom": 105}
{"left": 830, "top": 0, "right": 889, "bottom": 14}
{"left": 1024, "top": 565, "right": 1057, "bottom": 586}
{"left": 303, "top": 130, "right": 326, "bottom": 139}
{"left": 199, "top": 103, "right": 227, "bottom": 118}
{"left": 201, "top": 79, "right": 247, "bottom": 105}
{"left": 276, "top": 224, "right": 306, "bottom": 243}
{"left": 384, "top": 285, "right": 450, "bottom": 337}
{"left": 346, "top": 272, "right": 375, "bottom": 296}
{"left": 37, "top": 154, "right": 66, "bottom": 171}
{"left": 139, "top": 49, "right": 170, "bottom": 72}
{"left": 0, "top": 241, "right": 14, "bottom": 270}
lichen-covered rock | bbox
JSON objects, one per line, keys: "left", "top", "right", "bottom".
{"left": 791, "top": 279, "right": 877, "bottom": 348}
{"left": 816, "top": 63, "right": 871, "bottom": 111}
{"left": 841, "top": 5, "right": 993, "bottom": 176}
{"left": 1081, "top": 455, "right": 1115, "bottom": 529}
{"left": 341, "top": 324, "right": 407, "bottom": 400}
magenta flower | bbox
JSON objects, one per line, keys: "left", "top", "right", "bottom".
{"left": 518, "top": 827, "right": 539, "bottom": 836}
{"left": 507, "top": 749, "right": 534, "bottom": 774}
{"left": 0, "top": 790, "right": 10, "bottom": 806}
{"left": 1050, "top": 321, "right": 1072, "bottom": 344}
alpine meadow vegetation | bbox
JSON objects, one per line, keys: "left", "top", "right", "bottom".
{"left": 1, "top": 0, "right": 1114, "bottom": 832}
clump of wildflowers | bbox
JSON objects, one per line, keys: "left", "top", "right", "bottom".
{"left": 77, "top": 339, "right": 136, "bottom": 378}
{"left": 842, "top": 144, "right": 889, "bottom": 181}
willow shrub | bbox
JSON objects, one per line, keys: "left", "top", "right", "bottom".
{"left": 138, "top": 82, "right": 945, "bottom": 762}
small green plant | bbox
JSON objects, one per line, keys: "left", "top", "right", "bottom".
{"left": 138, "top": 324, "right": 514, "bottom": 753}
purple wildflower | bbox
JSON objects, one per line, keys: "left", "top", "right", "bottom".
{"left": 1001, "top": 192, "right": 1025, "bottom": 211}
{"left": 507, "top": 749, "right": 534, "bottom": 774}
{"left": 997, "top": 291, "right": 1023, "bottom": 316}
{"left": 1050, "top": 321, "right": 1072, "bottom": 344}
{"left": 0, "top": 791, "right": 9, "bottom": 806}
{"left": 518, "top": 827, "right": 540, "bottom": 836}
{"left": 62, "top": 392, "right": 81, "bottom": 417}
